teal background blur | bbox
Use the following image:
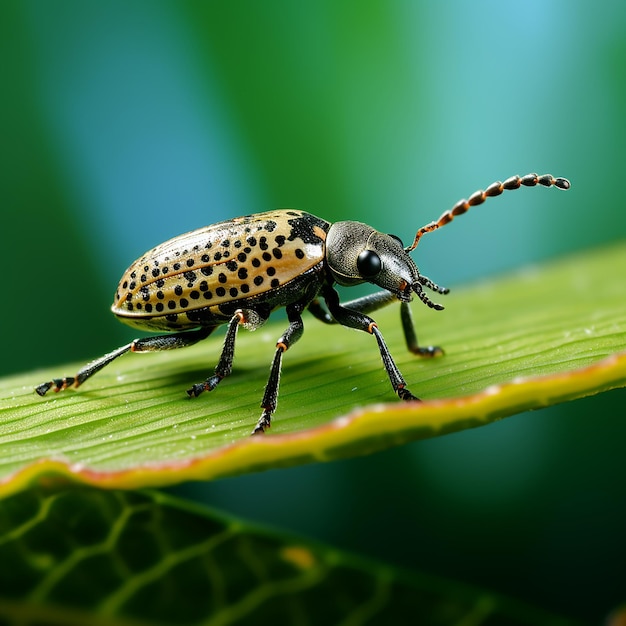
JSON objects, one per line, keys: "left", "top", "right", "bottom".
{"left": 2, "top": 1, "right": 625, "bottom": 621}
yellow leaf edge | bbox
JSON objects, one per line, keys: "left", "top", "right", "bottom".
{"left": 1, "top": 350, "right": 624, "bottom": 499}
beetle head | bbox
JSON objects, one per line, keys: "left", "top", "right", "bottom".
{"left": 325, "top": 221, "right": 448, "bottom": 309}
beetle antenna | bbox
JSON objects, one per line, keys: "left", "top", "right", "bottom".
{"left": 418, "top": 274, "right": 449, "bottom": 295}
{"left": 414, "top": 287, "right": 445, "bottom": 311}
{"left": 405, "top": 173, "right": 570, "bottom": 252}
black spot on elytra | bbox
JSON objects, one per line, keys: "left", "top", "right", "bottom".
{"left": 287, "top": 214, "right": 330, "bottom": 244}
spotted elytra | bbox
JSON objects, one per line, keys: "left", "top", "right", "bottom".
{"left": 36, "top": 173, "right": 570, "bottom": 434}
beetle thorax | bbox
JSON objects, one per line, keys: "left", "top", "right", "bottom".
{"left": 325, "top": 221, "right": 420, "bottom": 302}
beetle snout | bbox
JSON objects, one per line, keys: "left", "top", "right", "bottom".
{"left": 397, "top": 280, "right": 413, "bottom": 303}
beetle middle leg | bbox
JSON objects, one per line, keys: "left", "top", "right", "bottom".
{"left": 253, "top": 302, "right": 306, "bottom": 435}
{"left": 187, "top": 309, "right": 266, "bottom": 398}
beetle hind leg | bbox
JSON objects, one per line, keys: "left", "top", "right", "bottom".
{"left": 35, "top": 326, "right": 216, "bottom": 396}
{"left": 35, "top": 342, "right": 133, "bottom": 395}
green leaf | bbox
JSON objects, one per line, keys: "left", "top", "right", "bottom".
{"left": 0, "top": 486, "right": 586, "bottom": 626}
{"left": 1, "top": 245, "right": 625, "bottom": 494}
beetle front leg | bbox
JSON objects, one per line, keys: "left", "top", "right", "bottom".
{"left": 321, "top": 284, "right": 419, "bottom": 402}
{"left": 400, "top": 302, "right": 444, "bottom": 357}
{"left": 308, "top": 290, "right": 398, "bottom": 325}
{"left": 253, "top": 303, "right": 305, "bottom": 435}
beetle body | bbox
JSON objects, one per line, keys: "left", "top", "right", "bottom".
{"left": 112, "top": 210, "right": 331, "bottom": 333}
{"left": 36, "top": 173, "right": 570, "bottom": 435}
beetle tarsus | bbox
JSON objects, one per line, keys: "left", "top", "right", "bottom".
{"left": 188, "top": 374, "right": 224, "bottom": 397}
{"left": 252, "top": 411, "right": 272, "bottom": 435}
{"left": 35, "top": 382, "right": 53, "bottom": 396}
{"left": 410, "top": 345, "right": 444, "bottom": 358}
{"left": 397, "top": 386, "right": 420, "bottom": 401}
{"left": 35, "top": 377, "right": 75, "bottom": 396}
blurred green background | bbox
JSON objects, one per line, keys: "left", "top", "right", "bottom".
{"left": 2, "top": 1, "right": 625, "bottom": 621}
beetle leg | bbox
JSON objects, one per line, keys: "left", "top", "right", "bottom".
{"left": 310, "top": 290, "right": 398, "bottom": 325}
{"left": 321, "top": 284, "right": 419, "bottom": 402}
{"left": 253, "top": 302, "right": 306, "bottom": 435}
{"left": 307, "top": 298, "right": 334, "bottom": 324}
{"left": 311, "top": 290, "right": 443, "bottom": 358}
{"left": 35, "top": 326, "right": 216, "bottom": 396}
{"left": 400, "top": 301, "right": 444, "bottom": 357}
{"left": 338, "top": 290, "right": 398, "bottom": 316}
{"left": 187, "top": 311, "right": 248, "bottom": 398}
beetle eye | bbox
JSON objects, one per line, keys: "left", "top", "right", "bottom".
{"left": 388, "top": 233, "right": 404, "bottom": 246}
{"left": 357, "top": 249, "right": 382, "bottom": 278}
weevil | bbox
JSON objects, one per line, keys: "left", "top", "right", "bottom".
{"left": 36, "top": 173, "right": 570, "bottom": 434}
